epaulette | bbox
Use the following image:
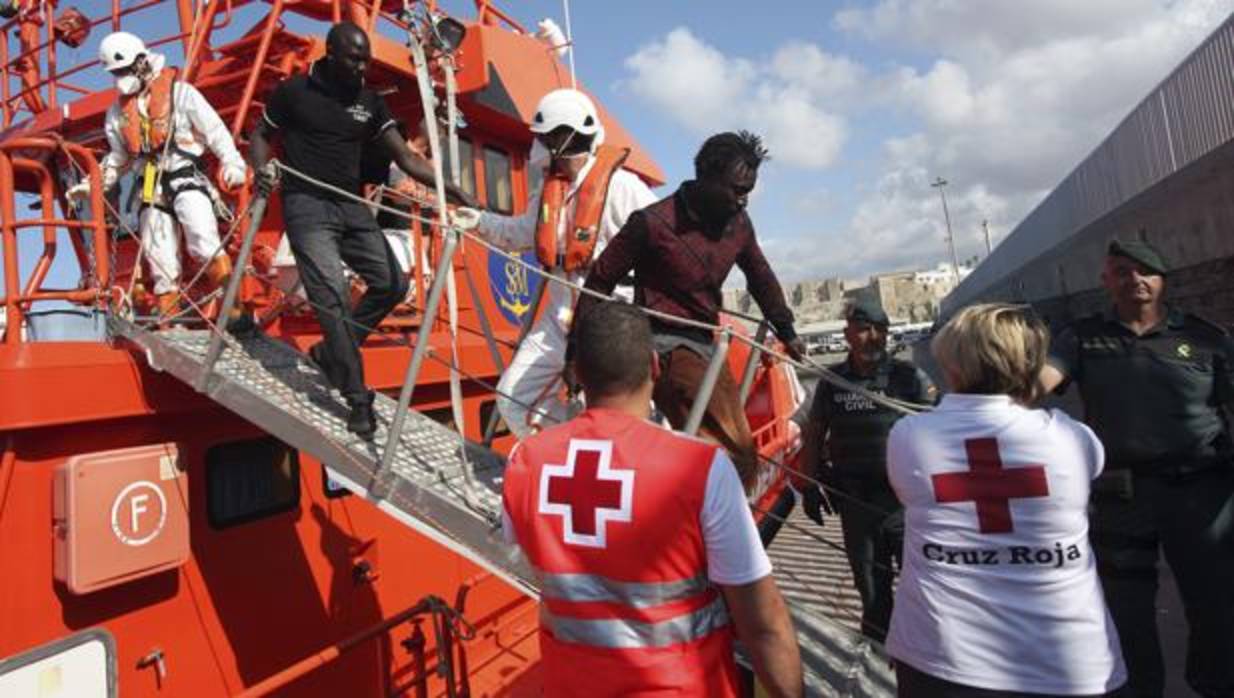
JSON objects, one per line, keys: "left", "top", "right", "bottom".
{"left": 1184, "top": 312, "right": 1230, "bottom": 336}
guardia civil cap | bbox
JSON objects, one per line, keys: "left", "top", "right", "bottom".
{"left": 847, "top": 297, "right": 889, "bottom": 326}
{"left": 1108, "top": 239, "right": 1168, "bottom": 276}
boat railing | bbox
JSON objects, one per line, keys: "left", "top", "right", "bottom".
{"left": 0, "top": 136, "right": 108, "bottom": 344}
{"left": 0, "top": 0, "right": 244, "bottom": 130}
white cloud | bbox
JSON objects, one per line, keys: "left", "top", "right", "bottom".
{"left": 622, "top": 2, "right": 1233, "bottom": 282}
{"left": 619, "top": 28, "right": 850, "bottom": 169}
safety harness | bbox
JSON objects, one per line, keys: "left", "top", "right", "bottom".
{"left": 534, "top": 144, "right": 629, "bottom": 272}
{"left": 117, "top": 66, "right": 215, "bottom": 214}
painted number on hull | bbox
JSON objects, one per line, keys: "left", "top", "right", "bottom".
{"left": 110, "top": 481, "right": 168, "bottom": 546}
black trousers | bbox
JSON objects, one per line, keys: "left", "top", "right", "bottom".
{"left": 834, "top": 477, "right": 903, "bottom": 643}
{"left": 1090, "top": 468, "right": 1234, "bottom": 698}
{"left": 896, "top": 662, "right": 1123, "bottom": 698}
{"left": 283, "top": 192, "right": 409, "bottom": 404}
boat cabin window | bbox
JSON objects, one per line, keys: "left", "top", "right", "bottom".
{"left": 448, "top": 137, "right": 476, "bottom": 199}
{"left": 206, "top": 438, "right": 300, "bottom": 529}
{"left": 483, "top": 145, "right": 514, "bottom": 214}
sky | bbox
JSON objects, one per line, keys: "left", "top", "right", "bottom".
{"left": 487, "top": 0, "right": 1232, "bottom": 285}
{"left": 6, "top": 0, "right": 1234, "bottom": 299}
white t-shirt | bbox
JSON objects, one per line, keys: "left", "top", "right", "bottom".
{"left": 502, "top": 443, "right": 771, "bottom": 586}
{"left": 885, "top": 394, "right": 1126, "bottom": 695}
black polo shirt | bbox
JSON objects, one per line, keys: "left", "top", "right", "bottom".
{"left": 1050, "top": 308, "right": 1234, "bottom": 468}
{"left": 262, "top": 60, "right": 397, "bottom": 199}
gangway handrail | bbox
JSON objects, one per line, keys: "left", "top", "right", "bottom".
{"left": 266, "top": 157, "right": 933, "bottom": 420}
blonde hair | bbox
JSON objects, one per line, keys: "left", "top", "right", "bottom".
{"left": 931, "top": 303, "right": 1050, "bottom": 403}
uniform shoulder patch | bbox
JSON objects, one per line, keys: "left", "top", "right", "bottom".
{"left": 1184, "top": 312, "right": 1230, "bottom": 337}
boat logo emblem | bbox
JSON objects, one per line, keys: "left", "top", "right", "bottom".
{"left": 1177, "top": 343, "right": 1192, "bottom": 358}
{"left": 488, "top": 250, "right": 543, "bottom": 325}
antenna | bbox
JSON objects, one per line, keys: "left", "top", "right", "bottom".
{"left": 562, "top": 0, "right": 577, "bottom": 88}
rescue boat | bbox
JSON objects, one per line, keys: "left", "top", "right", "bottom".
{"left": 0, "top": 2, "right": 883, "bottom": 695}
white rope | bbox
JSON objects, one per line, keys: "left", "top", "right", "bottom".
{"left": 269, "top": 160, "right": 930, "bottom": 416}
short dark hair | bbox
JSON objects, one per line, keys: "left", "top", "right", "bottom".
{"left": 327, "top": 21, "right": 368, "bottom": 52}
{"left": 694, "top": 130, "right": 769, "bottom": 179}
{"left": 576, "top": 301, "right": 653, "bottom": 397}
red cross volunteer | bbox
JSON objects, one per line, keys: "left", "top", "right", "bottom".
{"left": 884, "top": 303, "right": 1126, "bottom": 697}
{"left": 502, "top": 408, "right": 770, "bottom": 696}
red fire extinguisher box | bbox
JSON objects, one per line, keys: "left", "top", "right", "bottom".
{"left": 53, "top": 443, "right": 190, "bottom": 595}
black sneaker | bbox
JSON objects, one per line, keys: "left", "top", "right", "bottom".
{"left": 225, "top": 312, "right": 258, "bottom": 338}
{"left": 347, "top": 394, "right": 377, "bottom": 438}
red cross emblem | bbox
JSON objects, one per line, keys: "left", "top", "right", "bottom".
{"left": 539, "top": 439, "right": 633, "bottom": 548}
{"left": 931, "top": 438, "right": 1049, "bottom": 533}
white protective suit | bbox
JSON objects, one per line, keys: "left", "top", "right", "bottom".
{"left": 101, "top": 54, "right": 247, "bottom": 295}
{"left": 476, "top": 156, "right": 656, "bottom": 437}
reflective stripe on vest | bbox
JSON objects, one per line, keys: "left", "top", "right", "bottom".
{"left": 534, "top": 145, "right": 630, "bottom": 272}
{"left": 537, "top": 568, "right": 710, "bottom": 608}
{"left": 541, "top": 593, "right": 730, "bottom": 649}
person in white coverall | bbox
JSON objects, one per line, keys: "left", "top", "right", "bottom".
{"left": 68, "top": 31, "right": 247, "bottom": 317}
{"left": 452, "top": 89, "right": 656, "bottom": 437}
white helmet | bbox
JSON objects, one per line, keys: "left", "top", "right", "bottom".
{"left": 99, "top": 32, "right": 147, "bottom": 72}
{"left": 530, "top": 88, "right": 601, "bottom": 137}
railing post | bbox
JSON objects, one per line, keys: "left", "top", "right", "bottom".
{"left": 444, "top": 58, "right": 507, "bottom": 393}
{"left": 0, "top": 152, "right": 20, "bottom": 344}
{"left": 230, "top": 0, "right": 284, "bottom": 138}
{"left": 737, "top": 321, "right": 769, "bottom": 404}
{"left": 195, "top": 194, "right": 268, "bottom": 392}
{"left": 1, "top": 29, "right": 10, "bottom": 129}
{"left": 684, "top": 331, "right": 730, "bottom": 436}
{"left": 380, "top": 231, "right": 458, "bottom": 472}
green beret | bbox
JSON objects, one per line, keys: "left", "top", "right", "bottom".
{"left": 1108, "top": 239, "right": 1168, "bottom": 276}
{"left": 847, "top": 297, "right": 889, "bottom": 326}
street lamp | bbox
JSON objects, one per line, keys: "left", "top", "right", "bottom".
{"left": 931, "top": 176, "right": 960, "bottom": 280}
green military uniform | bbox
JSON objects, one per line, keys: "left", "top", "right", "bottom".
{"left": 805, "top": 323, "right": 936, "bottom": 642}
{"left": 1051, "top": 306, "right": 1234, "bottom": 698}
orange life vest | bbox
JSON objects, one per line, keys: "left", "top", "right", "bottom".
{"left": 118, "top": 66, "right": 178, "bottom": 157}
{"left": 534, "top": 144, "right": 630, "bottom": 272}
{"left": 503, "top": 409, "right": 740, "bottom": 697}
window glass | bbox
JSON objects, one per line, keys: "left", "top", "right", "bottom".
{"left": 483, "top": 146, "right": 513, "bottom": 214}
{"left": 440, "top": 137, "right": 476, "bottom": 198}
{"left": 206, "top": 438, "right": 300, "bottom": 528}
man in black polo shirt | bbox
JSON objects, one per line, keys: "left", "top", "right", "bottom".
{"left": 1041, "top": 239, "right": 1234, "bottom": 697}
{"left": 249, "top": 22, "right": 473, "bottom": 436}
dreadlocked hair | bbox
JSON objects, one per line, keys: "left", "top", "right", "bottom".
{"left": 693, "top": 130, "right": 770, "bottom": 179}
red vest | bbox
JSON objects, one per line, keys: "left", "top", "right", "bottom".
{"left": 534, "top": 145, "right": 630, "bottom": 272}
{"left": 503, "top": 409, "right": 739, "bottom": 697}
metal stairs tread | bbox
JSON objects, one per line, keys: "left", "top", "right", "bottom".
{"left": 108, "top": 316, "right": 535, "bottom": 595}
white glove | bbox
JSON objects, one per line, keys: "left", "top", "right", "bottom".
{"left": 450, "top": 207, "right": 482, "bottom": 231}
{"left": 65, "top": 180, "right": 91, "bottom": 203}
{"left": 221, "top": 162, "right": 248, "bottom": 189}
